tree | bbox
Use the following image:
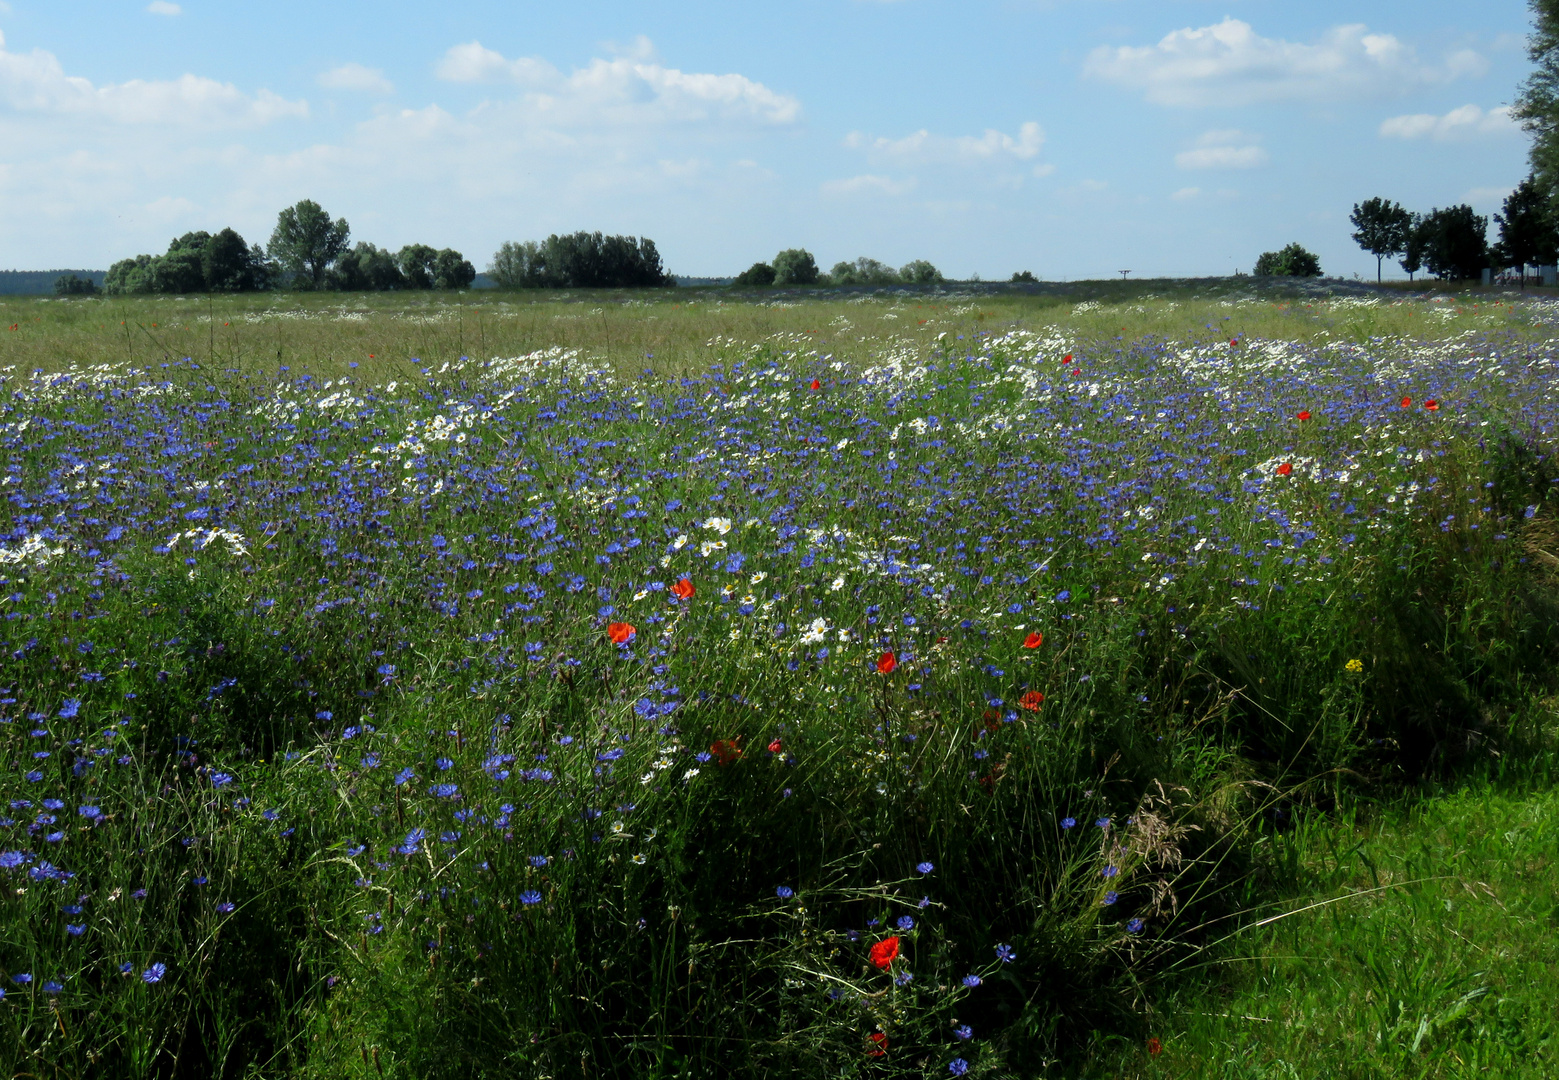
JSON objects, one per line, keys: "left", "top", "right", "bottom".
{"left": 269, "top": 200, "right": 350, "bottom": 290}
{"left": 489, "top": 241, "right": 545, "bottom": 289}
{"left": 53, "top": 273, "right": 98, "bottom": 296}
{"left": 1252, "top": 243, "right": 1322, "bottom": 277}
{"left": 1011, "top": 271, "right": 1038, "bottom": 284}
{"left": 396, "top": 244, "right": 440, "bottom": 289}
{"left": 1494, "top": 175, "right": 1558, "bottom": 285}
{"left": 771, "top": 248, "right": 820, "bottom": 286}
{"left": 830, "top": 257, "right": 899, "bottom": 286}
{"left": 1401, "top": 214, "right": 1426, "bottom": 280}
{"left": 332, "top": 243, "right": 405, "bottom": 291}
{"left": 1349, "top": 197, "right": 1413, "bottom": 282}
{"left": 203, "top": 228, "right": 269, "bottom": 292}
{"left": 1515, "top": 0, "right": 1559, "bottom": 198}
{"left": 1417, "top": 205, "right": 1489, "bottom": 281}
{"left": 900, "top": 259, "right": 944, "bottom": 285}
{"left": 734, "top": 262, "right": 776, "bottom": 287}
{"left": 433, "top": 249, "right": 476, "bottom": 290}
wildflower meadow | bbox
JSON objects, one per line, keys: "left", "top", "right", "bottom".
{"left": 2, "top": 282, "right": 1557, "bottom": 1078}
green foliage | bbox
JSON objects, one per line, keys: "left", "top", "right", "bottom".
{"left": 1011, "top": 271, "right": 1039, "bottom": 284}
{"left": 330, "top": 243, "right": 406, "bottom": 292}
{"left": 1415, "top": 205, "right": 1491, "bottom": 282}
{"left": 899, "top": 260, "right": 944, "bottom": 285}
{"left": 269, "top": 200, "right": 351, "bottom": 291}
{"left": 104, "top": 229, "right": 272, "bottom": 296}
{"left": 52, "top": 273, "right": 98, "bottom": 297}
{"left": 1494, "top": 176, "right": 1559, "bottom": 282}
{"left": 772, "top": 248, "right": 820, "bottom": 286}
{"left": 734, "top": 262, "right": 777, "bottom": 287}
{"left": 1252, "top": 244, "right": 1322, "bottom": 277}
{"left": 1515, "top": 0, "right": 1559, "bottom": 199}
{"left": 1350, "top": 197, "right": 1414, "bottom": 282}
{"left": 487, "top": 232, "right": 672, "bottom": 289}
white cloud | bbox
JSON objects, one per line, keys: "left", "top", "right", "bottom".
{"left": 1379, "top": 104, "right": 1519, "bottom": 141}
{"left": 319, "top": 63, "right": 394, "bottom": 95}
{"left": 1175, "top": 129, "right": 1268, "bottom": 169}
{"left": 0, "top": 39, "right": 306, "bottom": 126}
{"left": 434, "top": 40, "right": 799, "bottom": 125}
{"left": 820, "top": 174, "right": 916, "bottom": 197}
{"left": 1465, "top": 186, "right": 1514, "bottom": 209}
{"left": 1171, "top": 186, "right": 1201, "bottom": 201}
{"left": 146, "top": 1, "right": 182, "bottom": 14}
{"left": 845, "top": 121, "right": 1044, "bottom": 164}
{"left": 1086, "top": 18, "right": 1484, "bottom": 107}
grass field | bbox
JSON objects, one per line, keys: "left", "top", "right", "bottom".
{"left": 1, "top": 279, "right": 1557, "bottom": 1079}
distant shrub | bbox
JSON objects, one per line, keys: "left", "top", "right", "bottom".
{"left": 734, "top": 262, "right": 776, "bottom": 287}
{"left": 1011, "top": 270, "right": 1039, "bottom": 284}
{"left": 1253, "top": 243, "right": 1322, "bottom": 277}
{"left": 900, "top": 259, "right": 944, "bottom": 285}
{"left": 105, "top": 228, "right": 273, "bottom": 295}
{"left": 488, "top": 232, "right": 672, "bottom": 288}
{"left": 53, "top": 273, "right": 98, "bottom": 297}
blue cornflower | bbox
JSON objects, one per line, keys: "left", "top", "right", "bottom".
{"left": 262, "top": 809, "right": 281, "bottom": 821}
{"left": 1060, "top": 817, "right": 1076, "bottom": 829}
{"left": 43, "top": 981, "right": 63, "bottom": 994}
{"left": 12, "top": 973, "right": 31, "bottom": 984}
{"left": 1101, "top": 866, "right": 1119, "bottom": 879}
{"left": 429, "top": 783, "right": 459, "bottom": 799}
{"left": 216, "top": 902, "right": 235, "bottom": 913}
{"left": 1126, "top": 918, "right": 1145, "bottom": 934}
{"left": 962, "top": 974, "right": 982, "bottom": 988}
{"left": 119, "top": 962, "right": 133, "bottom": 974}
{"left": 949, "top": 1057, "right": 969, "bottom": 1075}
{"left": 393, "top": 768, "right": 415, "bottom": 786}
{"left": 894, "top": 970, "right": 913, "bottom": 986}
{"left": 58, "top": 699, "right": 80, "bottom": 718}
{"left": 316, "top": 710, "right": 333, "bottom": 721}
{"left": 953, "top": 1024, "right": 973, "bottom": 1040}
{"left": 209, "top": 773, "right": 233, "bottom": 788}
{"left": 529, "top": 855, "right": 549, "bottom": 868}
{"left": 776, "top": 885, "right": 794, "bottom": 899}
{"left": 192, "top": 876, "right": 208, "bottom": 886}
{"left": 65, "top": 924, "right": 85, "bottom": 937}
{"left": 1, "top": 851, "right": 26, "bottom": 869}
{"left": 142, "top": 963, "right": 166, "bottom": 984}
{"left": 1102, "top": 891, "right": 1119, "bottom": 906}
{"left": 434, "top": 757, "right": 454, "bottom": 771}
{"left": 519, "top": 890, "right": 542, "bottom": 905}
{"left": 397, "top": 828, "right": 426, "bottom": 855}
{"left": 995, "top": 943, "right": 1015, "bottom": 963}
{"left": 896, "top": 915, "right": 914, "bottom": 931}
{"left": 1054, "top": 590, "right": 1071, "bottom": 603}
{"left": 1095, "top": 817, "right": 1110, "bottom": 829}
{"left": 916, "top": 861, "right": 934, "bottom": 874}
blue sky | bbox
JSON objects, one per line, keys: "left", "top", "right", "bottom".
{"left": 0, "top": 1, "right": 1538, "bottom": 279}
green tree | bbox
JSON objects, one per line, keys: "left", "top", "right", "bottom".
{"left": 489, "top": 241, "right": 545, "bottom": 289}
{"left": 1349, "top": 197, "right": 1413, "bottom": 282}
{"left": 1401, "top": 214, "right": 1426, "bottom": 280}
{"left": 1417, "top": 205, "right": 1489, "bottom": 281}
{"left": 1252, "top": 243, "right": 1322, "bottom": 277}
{"left": 771, "top": 248, "right": 820, "bottom": 286}
{"left": 1011, "top": 271, "right": 1039, "bottom": 284}
{"left": 900, "top": 259, "right": 944, "bottom": 285}
{"left": 203, "top": 228, "right": 268, "bottom": 292}
{"left": 269, "top": 200, "right": 350, "bottom": 290}
{"left": 332, "top": 243, "right": 405, "bottom": 291}
{"left": 829, "top": 257, "right": 899, "bottom": 286}
{"left": 1494, "top": 176, "right": 1558, "bottom": 286}
{"left": 396, "top": 244, "right": 439, "bottom": 289}
{"left": 1515, "top": 0, "right": 1559, "bottom": 197}
{"left": 433, "top": 249, "right": 476, "bottom": 290}
{"left": 53, "top": 273, "right": 98, "bottom": 296}
{"left": 734, "top": 262, "right": 776, "bottom": 287}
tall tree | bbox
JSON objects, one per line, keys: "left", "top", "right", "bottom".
{"left": 1401, "top": 214, "right": 1426, "bottom": 280}
{"left": 269, "top": 200, "right": 350, "bottom": 290}
{"left": 1494, "top": 175, "right": 1558, "bottom": 286}
{"left": 771, "top": 248, "right": 819, "bottom": 286}
{"left": 1349, "top": 197, "right": 1413, "bottom": 282}
{"left": 1516, "top": 0, "right": 1559, "bottom": 197}
{"left": 1417, "top": 205, "right": 1489, "bottom": 281}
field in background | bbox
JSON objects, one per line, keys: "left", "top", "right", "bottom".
{"left": 2, "top": 279, "right": 1558, "bottom": 1079}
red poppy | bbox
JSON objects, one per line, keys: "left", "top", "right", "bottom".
{"left": 606, "top": 621, "right": 636, "bottom": 645}
{"left": 868, "top": 1032, "right": 888, "bottom": 1057}
{"left": 1022, "top": 631, "right": 1044, "bottom": 649}
{"left": 1400, "top": 396, "right": 1412, "bottom": 408}
{"left": 1229, "top": 338, "right": 1238, "bottom": 347}
{"left": 1019, "top": 690, "right": 1044, "bottom": 711}
{"left": 1147, "top": 1037, "right": 1163, "bottom": 1057}
{"left": 1062, "top": 353, "right": 1073, "bottom": 364}
{"left": 868, "top": 936, "right": 900, "bottom": 969}
{"left": 710, "top": 738, "right": 742, "bottom": 766}
{"left": 877, "top": 651, "right": 897, "bottom": 675}
{"left": 1275, "top": 462, "right": 1293, "bottom": 476}
{"left": 671, "top": 577, "right": 695, "bottom": 600}
{"left": 982, "top": 708, "right": 1002, "bottom": 732}
{"left": 767, "top": 738, "right": 782, "bottom": 754}
{"left": 809, "top": 378, "right": 821, "bottom": 390}
{"left": 1296, "top": 410, "right": 1311, "bottom": 421}
{"left": 1424, "top": 399, "right": 1439, "bottom": 411}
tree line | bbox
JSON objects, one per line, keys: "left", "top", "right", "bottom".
{"left": 101, "top": 200, "right": 476, "bottom": 295}
{"left": 1347, "top": 198, "right": 1510, "bottom": 283}
{"left": 731, "top": 250, "right": 945, "bottom": 287}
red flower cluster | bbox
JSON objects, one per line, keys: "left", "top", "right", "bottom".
{"left": 867, "top": 1032, "right": 888, "bottom": 1057}
{"left": 606, "top": 621, "right": 635, "bottom": 645}
{"left": 1019, "top": 690, "right": 1044, "bottom": 711}
{"left": 710, "top": 738, "right": 742, "bottom": 766}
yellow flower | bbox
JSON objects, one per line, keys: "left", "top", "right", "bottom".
{"left": 1345, "top": 658, "right": 1364, "bottom": 673}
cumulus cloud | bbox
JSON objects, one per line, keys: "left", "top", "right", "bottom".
{"left": 844, "top": 121, "right": 1045, "bottom": 164}
{"left": 1175, "top": 129, "right": 1268, "bottom": 169}
{"left": 434, "top": 40, "right": 799, "bottom": 125}
{"left": 1086, "top": 18, "right": 1484, "bottom": 107}
{"left": 319, "top": 63, "right": 393, "bottom": 95}
{"left": 1379, "top": 104, "right": 1518, "bottom": 140}
{"left": 146, "top": 1, "right": 181, "bottom": 14}
{"left": 0, "top": 38, "right": 306, "bottom": 126}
